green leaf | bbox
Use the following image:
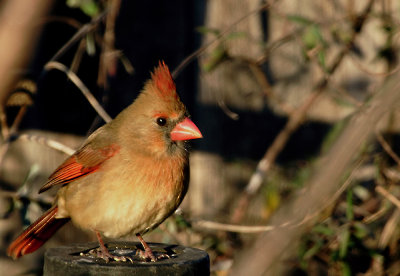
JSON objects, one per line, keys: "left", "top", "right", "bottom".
{"left": 202, "top": 45, "right": 228, "bottom": 72}
{"left": 303, "top": 26, "right": 318, "bottom": 49}
{"left": 340, "top": 262, "right": 352, "bottom": 276}
{"left": 312, "top": 224, "right": 335, "bottom": 236}
{"left": 317, "top": 50, "right": 326, "bottom": 71}
{"left": 226, "top": 31, "right": 246, "bottom": 40}
{"left": 303, "top": 25, "right": 325, "bottom": 50}
{"left": 263, "top": 186, "right": 281, "bottom": 214}
{"left": 346, "top": 189, "right": 354, "bottom": 221}
{"left": 311, "top": 25, "right": 325, "bottom": 45}
{"left": 286, "top": 15, "right": 313, "bottom": 25}
{"left": 353, "top": 222, "right": 368, "bottom": 239}
{"left": 196, "top": 26, "right": 220, "bottom": 36}
{"left": 67, "top": 0, "right": 100, "bottom": 17}
{"left": 86, "top": 33, "right": 96, "bottom": 56}
{"left": 303, "top": 240, "right": 323, "bottom": 260}
{"left": 339, "top": 228, "right": 350, "bottom": 259}
{"left": 175, "top": 214, "right": 191, "bottom": 229}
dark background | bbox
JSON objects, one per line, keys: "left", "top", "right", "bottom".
{"left": 17, "top": 0, "right": 330, "bottom": 165}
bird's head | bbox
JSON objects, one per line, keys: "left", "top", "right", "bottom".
{"left": 122, "top": 61, "right": 202, "bottom": 158}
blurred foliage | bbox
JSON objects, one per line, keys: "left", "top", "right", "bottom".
{"left": 286, "top": 140, "right": 400, "bottom": 275}
{"left": 66, "top": 0, "right": 101, "bottom": 17}
{"left": 197, "top": 26, "right": 246, "bottom": 72}
{"left": 287, "top": 14, "right": 328, "bottom": 71}
{"left": 2, "top": 1, "right": 400, "bottom": 276}
{"left": 194, "top": 1, "right": 400, "bottom": 272}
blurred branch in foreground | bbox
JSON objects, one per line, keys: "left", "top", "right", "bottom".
{"left": 0, "top": 0, "right": 53, "bottom": 107}
{"left": 231, "top": 63, "right": 400, "bottom": 276}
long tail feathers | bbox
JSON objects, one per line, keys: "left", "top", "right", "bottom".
{"left": 7, "top": 205, "right": 69, "bottom": 259}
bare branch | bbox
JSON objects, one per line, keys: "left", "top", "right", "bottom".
{"left": 45, "top": 61, "right": 112, "bottom": 123}
{"left": 193, "top": 220, "right": 275, "bottom": 233}
{"left": 17, "top": 134, "right": 75, "bottom": 156}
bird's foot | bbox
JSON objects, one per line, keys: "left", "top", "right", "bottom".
{"left": 135, "top": 233, "right": 169, "bottom": 262}
{"left": 91, "top": 230, "right": 133, "bottom": 263}
{"left": 136, "top": 247, "right": 170, "bottom": 262}
{"left": 85, "top": 247, "right": 133, "bottom": 263}
{"left": 97, "top": 248, "right": 134, "bottom": 263}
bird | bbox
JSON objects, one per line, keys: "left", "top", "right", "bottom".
{"left": 7, "top": 61, "right": 202, "bottom": 262}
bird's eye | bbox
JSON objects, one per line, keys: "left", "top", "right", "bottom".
{"left": 156, "top": 117, "right": 167, "bottom": 126}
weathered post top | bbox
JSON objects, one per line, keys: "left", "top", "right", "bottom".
{"left": 43, "top": 242, "right": 210, "bottom": 276}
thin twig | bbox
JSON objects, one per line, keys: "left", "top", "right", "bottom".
{"left": 97, "top": 0, "right": 120, "bottom": 89}
{"left": 17, "top": 134, "right": 75, "bottom": 156}
{"left": 49, "top": 10, "right": 108, "bottom": 62}
{"left": 349, "top": 53, "right": 400, "bottom": 78}
{"left": 378, "top": 208, "right": 400, "bottom": 249}
{"left": 193, "top": 220, "right": 275, "bottom": 233}
{"left": 8, "top": 106, "right": 27, "bottom": 135}
{"left": 196, "top": 157, "right": 365, "bottom": 234}
{"left": 328, "top": 80, "right": 363, "bottom": 107}
{"left": 45, "top": 61, "right": 112, "bottom": 123}
{"left": 217, "top": 98, "right": 239, "bottom": 120}
{"left": 70, "top": 38, "right": 87, "bottom": 73}
{"left": 363, "top": 205, "right": 389, "bottom": 224}
{"left": 376, "top": 131, "right": 400, "bottom": 168}
{"left": 171, "top": 0, "right": 279, "bottom": 78}
{"left": 0, "top": 106, "right": 8, "bottom": 139}
{"left": 376, "top": 186, "right": 400, "bottom": 210}
{"left": 44, "top": 16, "right": 83, "bottom": 30}
{"left": 236, "top": 55, "right": 294, "bottom": 114}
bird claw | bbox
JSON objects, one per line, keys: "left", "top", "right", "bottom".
{"left": 156, "top": 253, "right": 171, "bottom": 260}
{"left": 136, "top": 248, "right": 170, "bottom": 262}
{"left": 112, "top": 255, "right": 134, "bottom": 263}
{"left": 136, "top": 248, "right": 156, "bottom": 262}
{"left": 86, "top": 248, "right": 134, "bottom": 263}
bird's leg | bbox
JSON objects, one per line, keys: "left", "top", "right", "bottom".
{"left": 136, "top": 233, "right": 157, "bottom": 262}
{"left": 94, "top": 231, "right": 133, "bottom": 263}
{"left": 136, "top": 233, "right": 170, "bottom": 262}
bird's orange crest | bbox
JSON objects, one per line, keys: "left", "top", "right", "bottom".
{"left": 151, "top": 61, "right": 177, "bottom": 99}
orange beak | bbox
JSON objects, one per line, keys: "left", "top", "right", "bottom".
{"left": 171, "top": 118, "right": 203, "bottom": 141}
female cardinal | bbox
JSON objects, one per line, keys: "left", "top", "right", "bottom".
{"left": 7, "top": 61, "right": 202, "bottom": 262}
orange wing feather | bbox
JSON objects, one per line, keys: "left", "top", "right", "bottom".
{"left": 39, "top": 143, "right": 119, "bottom": 193}
{"left": 7, "top": 143, "right": 120, "bottom": 259}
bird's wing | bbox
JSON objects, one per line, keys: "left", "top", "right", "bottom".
{"left": 39, "top": 143, "right": 120, "bottom": 193}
